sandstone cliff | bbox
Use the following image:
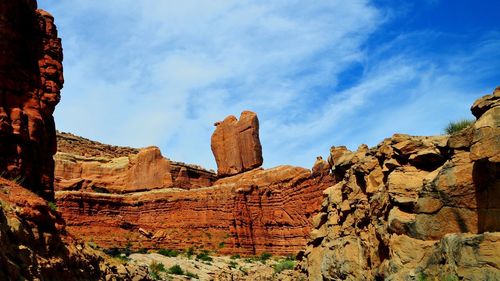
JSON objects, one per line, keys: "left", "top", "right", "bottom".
{"left": 55, "top": 131, "right": 216, "bottom": 192}
{"left": 0, "top": 2, "right": 151, "bottom": 280}
{"left": 55, "top": 164, "right": 333, "bottom": 256}
{"left": 0, "top": 178, "right": 151, "bottom": 280}
{"left": 0, "top": 0, "right": 63, "bottom": 201}
{"left": 298, "top": 88, "right": 500, "bottom": 280}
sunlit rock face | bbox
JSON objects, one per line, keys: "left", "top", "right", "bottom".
{"left": 298, "top": 88, "right": 500, "bottom": 281}
{"left": 0, "top": 0, "right": 63, "bottom": 201}
{"left": 211, "top": 111, "right": 263, "bottom": 177}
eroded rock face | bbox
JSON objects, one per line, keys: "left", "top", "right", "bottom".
{"left": 0, "top": 1, "right": 63, "bottom": 201}
{"left": 211, "top": 111, "right": 263, "bottom": 177}
{"left": 55, "top": 165, "right": 333, "bottom": 255}
{"left": 298, "top": 88, "right": 500, "bottom": 280}
{"left": 0, "top": 178, "right": 151, "bottom": 281}
{"left": 55, "top": 132, "right": 215, "bottom": 192}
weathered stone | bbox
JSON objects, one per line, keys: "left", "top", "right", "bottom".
{"left": 387, "top": 166, "right": 428, "bottom": 205}
{"left": 211, "top": 111, "right": 263, "bottom": 177}
{"left": 312, "top": 156, "right": 330, "bottom": 177}
{"left": 0, "top": 2, "right": 63, "bottom": 201}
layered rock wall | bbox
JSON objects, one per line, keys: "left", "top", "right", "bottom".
{"left": 298, "top": 89, "right": 500, "bottom": 280}
{"left": 0, "top": 0, "right": 63, "bottom": 201}
{"left": 55, "top": 166, "right": 333, "bottom": 255}
{"left": 55, "top": 132, "right": 216, "bottom": 192}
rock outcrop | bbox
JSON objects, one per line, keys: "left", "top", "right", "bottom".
{"left": 55, "top": 165, "right": 333, "bottom": 255}
{"left": 0, "top": 3, "right": 152, "bottom": 280}
{"left": 211, "top": 111, "right": 263, "bottom": 177}
{"left": 0, "top": 178, "right": 151, "bottom": 280}
{"left": 55, "top": 132, "right": 216, "bottom": 192}
{"left": 0, "top": 1, "right": 63, "bottom": 201}
{"left": 298, "top": 88, "right": 500, "bottom": 280}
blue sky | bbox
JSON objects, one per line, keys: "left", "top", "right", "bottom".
{"left": 38, "top": 0, "right": 500, "bottom": 170}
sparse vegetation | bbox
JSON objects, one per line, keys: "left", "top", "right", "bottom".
{"left": 149, "top": 261, "right": 166, "bottom": 280}
{"left": 196, "top": 250, "right": 213, "bottom": 262}
{"left": 274, "top": 259, "right": 295, "bottom": 273}
{"left": 186, "top": 247, "right": 195, "bottom": 258}
{"left": 230, "top": 254, "right": 240, "bottom": 259}
{"left": 218, "top": 242, "right": 225, "bottom": 248}
{"left": 228, "top": 261, "right": 238, "bottom": 269}
{"left": 444, "top": 119, "right": 474, "bottom": 134}
{"left": 48, "top": 201, "right": 57, "bottom": 212}
{"left": 168, "top": 264, "right": 184, "bottom": 275}
{"left": 158, "top": 249, "right": 179, "bottom": 257}
{"left": 259, "top": 252, "right": 272, "bottom": 262}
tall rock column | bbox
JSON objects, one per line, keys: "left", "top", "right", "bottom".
{"left": 0, "top": 0, "right": 63, "bottom": 201}
{"left": 211, "top": 111, "right": 263, "bottom": 177}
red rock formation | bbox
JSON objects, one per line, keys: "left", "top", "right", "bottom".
{"left": 211, "top": 111, "right": 263, "bottom": 177}
{"left": 0, "top": 0, "right": 63, "bottom": 201}
{"left": 55, "top": 165, "right": 333, "bottom": 255}
{"left": 55, "top": 132, "right": 216, "bottom": 192}
{"left": 298, "top": 88, "right": 500, "bottom": 280}
{"left": 0, "top": 2, "right": 151, "bottom": 279}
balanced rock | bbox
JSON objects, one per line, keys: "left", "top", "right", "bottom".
{"left": 211, "top": 111, "right": 263, "bottom": 177}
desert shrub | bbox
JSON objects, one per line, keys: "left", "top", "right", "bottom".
{"left": 168, "top": 264, "right": 184, "bottom": 275}
{"left": 196, "top": 251, "right": 213, "bottom": 262}
{"left": 260, "top": 252, "right": 272, "bottom": 262}
{"left": 186, "top": 247, "right": 195, "bottom": 258}
{"left": 158, "top": 249, "right": 179, "bottom": 257}
{"left": 218, "top": 242, "right": 226, "bottom": 248}
{"left": 149, "top": 261, "right": 166, "bottom": 280}
{"left": 444, "top": 119, "right": 474, "bottom": 134}
{"left": 228, "top": 261, "right": 238, "bottom": 269}
{"left": 48, "top": 201, "right": 57, "bottom": 212}
{"left": 274, "top": 260, "right": 295, "bottom": 273}
{"left": 230, "top": 254, "right": 240, "bottom": 259}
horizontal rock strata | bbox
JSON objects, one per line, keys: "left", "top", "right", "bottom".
{"left": 55, "top": 165, "right": 333, "bottom": 255}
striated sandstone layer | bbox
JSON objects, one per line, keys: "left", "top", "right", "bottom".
{"left": 55, "top": 131, "right": 216, "bottom": 192}
{"left": 0, "top": 0, "right": 63, "bottom": 201}
{"left": 0, "top": 177, "right": 151, "bottom": 281}
{"left": 211, "top": 111, "right": 263, "bottom": 177}
{"left": 298, "top": 88, "right": 500, "bottom": 280}
{"left": 55, "top": 165, "right": 333, "bottom": 255}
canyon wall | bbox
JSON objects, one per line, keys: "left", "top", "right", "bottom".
{"left": 0, "top": 0, "right": 63, "bottom": 201}
{"left": 298, "top": 88, "right": 500, "bottom": 280}
{"left": 0, "top": 2, "right": 151, "bottom": 280}
{"left": 54, "top": 115, "right": 332, "bottom": 256}
{"left": 55, "top": 157, "right": 333, "bottom": 255}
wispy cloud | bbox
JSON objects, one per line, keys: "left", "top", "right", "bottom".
{"left": 39, "top": 0, "right": 500, "bottom": 169}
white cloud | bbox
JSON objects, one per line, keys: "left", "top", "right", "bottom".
{"left": 39, "top": 1, "right": 499, "bottom": 170}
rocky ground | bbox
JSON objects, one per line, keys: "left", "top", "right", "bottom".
{"left": 126, "top": 251, "right": 301, "bottom": 281}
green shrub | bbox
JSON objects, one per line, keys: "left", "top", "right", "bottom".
{"left": 274, "top": 260, "right": 295, "bottom": 273}
{"left": 228, "top": 261, "right": 238, "bottom": 269}
{"left": 168, "top": 264, "right": 184, "bottom": 275}
{"left": 149, "top": 261, "right": 166, "bottom": 280}
{"left": 230, "top": 254, "right": 240, "bottom": 259}
{"left": 218, "top": 242, "right": 226, "bottom": 248}
{"left": 158, "top": 249, "right": 179, "bottom": 257}
{"left": 196, "top": 251, "right": 213, "bottom": 262}
{"left": 186, "top": 247, "right": 195, "bottom": 258}
{"left": 260, "top": 252, "right": 272, "bottom": 262}
{"left": 48, "top": 201, "right": 57, "bottom": 212}
{"left": 445, "top": 119, "right": 474, "bottom": 134}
